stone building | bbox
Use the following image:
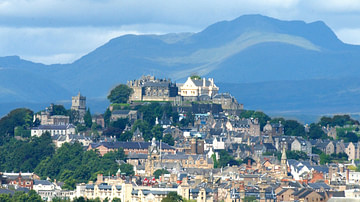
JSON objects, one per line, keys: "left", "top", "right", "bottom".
{"left": 212, "top": 93, "right": 243, "bottom": 110}
{"left": 33, "top": 104, "right": 70, "bottom": 126}
{"left": 263, "top": 121, "right": 284, "bottom": 136}
{"left": 71, "top": 92, "right": 86, "bottom": 122}
{"left": 127, "top": 75, "right": 178, "bottom": 102}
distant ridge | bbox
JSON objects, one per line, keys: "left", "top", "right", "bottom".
{"left": 1, "top": 14, "right": 360, "bottom": 120}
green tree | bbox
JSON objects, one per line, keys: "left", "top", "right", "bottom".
{"left": 0, "top": 108, "right": 34, "bottom": 144}
{"left": 84, "top": 108, "right": 92, "bottom": 128}
{"left": 243, "top": 196, "right": 257, "bottom": 202}
{"left": 320, "top": 153, "right": 331, "bottom": 165}
{"left": 308, "top": 123, "right": 327, "bottom": 139}
{"left": 132, "top": 120, "right": 152, "bottom": 141}
{"left": 162, "top": 134, "right": 174, "bottom": 146}
{"left": 104, "top": 108, "right": 112, "bottom": 127}
{"left": 190, "top": 75, "right": 201, "bottom": 80}
{"left": 151, "top": 125, "right": 164, "bottom": 140}
{"left": 112, "top": 198, "right": 121, "bottom": 202}
{"left": 217, "top": 150, "right": 240, "bottom": 168}
{"left": 284, "top": 120, "right": 306, "bottom": 137}
{"left": 240, "top": 110, "right": 270, "bottom": 130}
{"left": 52, "top": 105, "right": 67, "bottom": 116}
{"left": 107, "top": 84, "right": 134, "bottom": 104}
{"left": 153, "top": 169, "right": 170, "bottom": 179}
{"left": 116, "top": 131, "right": 133, "bottom": 142}
{"left": 119, "top": 164, "right": 134, "bottom": 176}
{"left": 162, "top": 192, "right": 183, "bottom": 202}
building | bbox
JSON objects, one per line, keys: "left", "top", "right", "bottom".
{"left": 127, "top": 75, "right": 178, "bottom": 102}
{"left": 110, "top": 110, "right": 138, "bottom": 123}
{"left": 87, "top": 141, "right": 176, "bottom": 156}
{"left": 263, "top": 121, "right": 284, "bottom": 136}
{"left": 212, "top": 93, "right": 243, "bottom": 110}
{"left": 71, "top": 92, "right": 86, "bottom": 121}
{"left": 33, "top": 104, "right": 70, "bottom": 126}
{"left": 1, "top": 172, "right": 39, "bottom": 189}
{"left": 31, "top": 124, "right": 76, "bottom": 137}
{"left": 180, "top": 77, "right": 218, "bottom": 99}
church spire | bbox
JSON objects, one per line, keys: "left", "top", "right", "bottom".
{"left": 281, "top": 144, "right": 288, "bottom": 177}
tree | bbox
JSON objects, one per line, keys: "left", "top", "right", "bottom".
{"left": 216, "top": 150, "right": 240, "bottom": 168}
{"left": 0, "top": 108, "right": 34, "bottom": 144}
{"left": 119, "top": 164, "right": 134, "bottom": 176}
{"left": 308, "top": 123, "right": 326, "bottom": 139}
{"left": 190, "top": 75, "right": 201, "bottom": 80}
{"left": 162, "top": 192, "right": 183, "bottom": 202}
{"left": 240, "top": 110, "right": 270, "bottom": 130}
{"left": 163, "top": 134, "right": 174, "bottom": 146}
{"left": 243, "top": 196, "right": 257, "bottom": 202}
{"left": 84, "top": 108, "right": 92, "bottom": 128}
{"left": 104, "top": 108, "right": 112, "bottom": 128}
{"left": 116, "top": 131, "right": 133, "bottom": 142}
{"left": 284, "top": 120, "right": 306, "bottom": 137}
{"left": 107, "top": 84, "right": 133, "bottom": 104}
{"left": 112, "top": 198, "right": 121, "bottom": 202}
{"left": 151, "top": 125, "right": 164, "bottom": 140}
{"left": 52, "top": 105, "right": 67, "bottom": 116}
{"left": 153, "top": 169, "right": 170, "bottom": 179}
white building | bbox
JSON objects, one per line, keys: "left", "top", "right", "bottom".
{"left": 180, "top": 77, "right": 218, "bottom": 98}
{"left": 31, "top": 124, "right": 76, "bottom": 137}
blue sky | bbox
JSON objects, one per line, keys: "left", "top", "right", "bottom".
{"left": 0, "top": 0, "right": 360, "bottom": 64}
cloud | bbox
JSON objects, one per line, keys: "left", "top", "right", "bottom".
{"left": 305, "top": 0, "right": 360, "bottom": 12}
{"left": 0, "top": 24, "right": 198, "bottom": 64}
{"left": 336, "top": 28, "right": 360, "bottom": 45}
{"left": 0, "top": 0, "right": 359, "bottom": 64}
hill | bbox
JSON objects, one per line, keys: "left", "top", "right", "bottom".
{"left": 1, "top": 14, "right": 360, "bottom": 121}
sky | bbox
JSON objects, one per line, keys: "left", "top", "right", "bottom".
{"left": 0, "top": 0, "right": 360, "bottom": 64}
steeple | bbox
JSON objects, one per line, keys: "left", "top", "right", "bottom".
{"left": 281, "top": 144, "right": 288, "bottom": 177}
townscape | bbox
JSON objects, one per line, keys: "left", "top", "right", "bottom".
{"left": 0, "top": 75, "right": 359, "bottom": 202}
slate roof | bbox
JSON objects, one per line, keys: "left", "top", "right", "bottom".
{"left": 32, "top": 124, "right": 75, "bottom": 130}
{"left": 191, "top": 79, "right": 211, "bottom": 87}
{"left": 89, "top": 141, "right": 174, "bottom": 150}
{"left": 308, "top": 182, "right": 331, "bottom": 190}
{"left": 0, "top": 189, "right": 14, "bottom": 195}
{"left": 34, "top": 180, "right": 52, "bottom": 185}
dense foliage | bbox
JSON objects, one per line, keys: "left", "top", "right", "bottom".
{"left": 337, "top": 130, "right": 358, "bottom": 143}
{"left": 308, "top": 123, "right": 327, "bottom": 139}
{"left": 0, "top": 190, "right": 42, "bottom": 202}
{"left": 162, "top": 134, "right": 175, "bottom": 146}
{"left": 276, "top": 150, "right": 309, "bottom": 161}
{"left": 34, "top": 143, "right": 125, "bottom": 190}
{"left": 319, "top": 153, "right": 348, "bottom": 165}
{"left": 319, "top": 115, "right": 359, "bottom": 127}
{"left": 0, "top": 108, "right": 33, "bottom": 145}
{"left": 240, "top": 110, "right": 271, "bottom": 130}
{"left": 153, "top": 169, "right": 170, "bottom": 179}
{"left": 161, "top": 192, "right": 183, "bottom": 202}
{"left": 213, "top": 150, "right": 241, "bottom": 168}
{"left": 0, "top": 133, "right": 54, "bottom": 172}
{"left": 107, "top": 84, "right": 134, "bottom": 104}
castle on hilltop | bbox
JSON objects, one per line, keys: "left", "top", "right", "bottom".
{"left": 127, "top": 75, "right": 242, "bottom": 110}
{"left": 127, "top": 75, "right": 178, "bottom": 102}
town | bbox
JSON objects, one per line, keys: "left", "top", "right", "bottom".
{"left": 0, "top": 75, "right": 359, "bottom": 202}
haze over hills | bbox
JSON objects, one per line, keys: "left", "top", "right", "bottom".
{"left": 1, "top": 14, "right": 360, "bottom": 122}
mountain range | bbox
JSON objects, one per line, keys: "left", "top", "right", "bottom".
{"left": 1, "top": 14, "right": 360, "bottom": 122}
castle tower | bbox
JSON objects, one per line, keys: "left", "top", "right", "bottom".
{"left": 281, "top": 144, "right": 288, "bottom": 177}
{"left": 71, "top": 92, "right": 86, "bottom": 121}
